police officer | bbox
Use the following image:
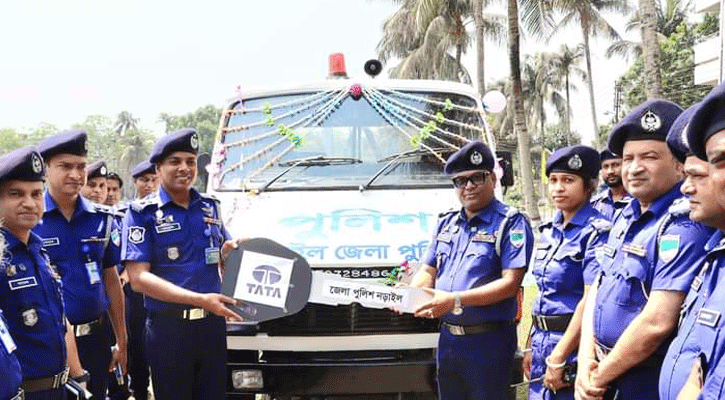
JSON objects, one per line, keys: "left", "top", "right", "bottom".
{"left": 0, "top": 309, "right": 23, "bottom": 400}
{"left": 0, "top": 146, "right": 86, "bottom": 400}
{"left": 575, "top": 100, "right": 713, "bottom": 400}
{"left": 131, "top": 160, "right": 157, "bottom": 200}
{"left": 116, "top": 160, "right": 158, "bottom": 400}
{"left": 524, "top": 145, "right": 609, "bottom": 400}
{"left": 80, "top": 160, "right": 108, "bottom": 204}
{"left": 121, "top": 128, "right": 243, "bottom": 400}
{"left": 35, "top": 131, "right": 127, "bottom": 400}
{"left": 655, "top": 102, "right": 724, "bottom": 400}
{"left": 411, "top": 140, "right": 533, "bottom": 400}
{"left": 590, "top": 150, "right": 632, "bottom": 221}
{"left": 105, "top": 172, "right": 123, "bottom": 207}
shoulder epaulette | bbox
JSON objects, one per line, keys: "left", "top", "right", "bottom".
{"left": 130, "top": 195, "right": 159, "bottom": 213}
{"left": 199, "top": 192, "right": 221, "bottom": 204}
{"left": 589, "top": 218, "right": 612, "bottom": 233}
{"left": 591, "top": 191, "right": 606, "bottom": 202}
{"left": 668, "top": 197, "right": 691, "bottom": 217}
{"left": 438, "top": 208, "right": 457, "bottom": 219}
{"left": 92, "top": 203, "right": 116, "bottom": 215}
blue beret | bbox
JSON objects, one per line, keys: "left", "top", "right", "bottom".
{"left": 86, "top": 160, "right": 108, "bottom": 179}
{"left": 149, "top": 128, "right": 200, "bottom": 164}
{"left": 131, "top": 160, "right": 155, "bottom": 178}
{"left": 0, "top": 146, "right": 45, "bottom": 183}
{"left": 688, "top": 83, "right": 725, "bottom": 160}
{"left": 666, "top": 103, "right": 698, "bottom": 163}
{"left": 444, "top": 140, "right": 495, "bottom": 174}
{"left": 37, "top": 129, "right": 88, "bottom": 160}
{"left": 607, "top": 99, "right": 683, "bottom": 155}
{"left": 599, "top": 149, "right": 619, "bottom": 161}
{"left": 546, "top": 145, "right": 601, "bottom": 180}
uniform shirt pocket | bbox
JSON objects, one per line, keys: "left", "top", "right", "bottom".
{"left": 612, "top": 259, "right": 649, "bottom": 308}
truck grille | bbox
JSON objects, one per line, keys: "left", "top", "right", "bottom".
{"left": 259, "top": 303, "right": 439, "bottom": 336}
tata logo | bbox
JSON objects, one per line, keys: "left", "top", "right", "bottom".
{"left": 247, "top": 265, "right": 282, "bottom": 298}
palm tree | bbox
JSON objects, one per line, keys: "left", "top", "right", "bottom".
{"left": 377, "top": 0, "right": 504, "bottom": 83}
{"left": 114, "top": 111, "right": 139, "bottom": 137}
{"left": 526, "top": 53, "right": 567, "bottom": 148}
{"left": 550, "top": 0, "right": 629, "bottom": 147}
{"left": 550, "top": 44, "right": 586, "bottom": 144}
{"left": 473, "top": 0, "right": 507, "bottom": 94}
{"left": 508, "top": 0, "right": 540, "bottom": 221}
{"left": 641, "top": 0, "right": 663, "bottom": 97}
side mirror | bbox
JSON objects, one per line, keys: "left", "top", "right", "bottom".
{"left": 496, "top": 151, "right": 514, "bottom": 187}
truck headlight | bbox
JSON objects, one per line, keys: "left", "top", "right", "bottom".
{"left": 231, "top": 369, "right": 264, "bottom": 390}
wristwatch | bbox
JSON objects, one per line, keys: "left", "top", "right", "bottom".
{"left": 72, "top": 370, "right": 91, "bottom": 383}
{"left": 452, "top": 292, "right": 463, "bottom": 315}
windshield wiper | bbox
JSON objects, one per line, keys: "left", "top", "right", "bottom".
{"left": 258, "top": 156, "right": 362, "bottom": 193}
{"left": 362, "top": 148, "right": 445, "bottom": 190}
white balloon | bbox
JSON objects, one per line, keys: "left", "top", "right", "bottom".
{"left": 482, "top": 90, "right": 507, "bottom": 113}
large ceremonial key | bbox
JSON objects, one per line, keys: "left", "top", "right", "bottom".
{"left": 221, "top": 238, "right": 312, "bottom": 322}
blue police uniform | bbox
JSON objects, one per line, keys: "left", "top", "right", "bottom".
{"left": 592, "top": 100, "right": 714, "bottom": 399}
{"left": 35, "top": 130, "right": 122, "bottom": 400}
{"left": 121, "top": 128, "right": 231, "bottom": 400}
{"left": 590, "top": 189, "right": 631, "bottom": 221}
{"left": 659, "top": 231, "right": 725, "bottom": 400}
{"left": 0, "top": 310, "right": 23, "bottom": 400}
{"left": 0, "top": 147, "right": 69, "bottom": 400}
{"left": 86, "top": 160, "right": 107, "bottom": 181}
{"left": 120, "top": 160, "right": 154, "bottom": 400}
{"left": 423, "top": 140, "right": 534, "bottom": 400}
{"left": 529, "top": 146, "right": 609, "bottom": 400}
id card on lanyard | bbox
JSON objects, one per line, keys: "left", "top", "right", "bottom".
{"left": 0, "top": 317, "right": 17, "bottom": 353}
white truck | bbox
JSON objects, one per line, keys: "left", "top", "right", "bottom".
{"left": 205, "top": 57, "right": 512, "bottom": 400}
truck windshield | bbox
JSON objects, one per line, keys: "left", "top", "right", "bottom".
{"left": 212, "top": 89, "right": 484, "bottom": 191}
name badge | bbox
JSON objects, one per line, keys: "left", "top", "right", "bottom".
{"left": 437, "top": 233, "right": 452, "bottom": 243}
{"left": 9, "top": 277, "right": 38, "bottom": 291}
{"left": 42, "top": 237, "right": 60, "bottom": 247}
{"left": 472, "top": 233, "right": 496, "bottom": 243}
{"left": 601, "top": 244, "right": 616, "bottom": 258}
{"left": 155, "top": 222, "right": 181, "bottom": 234}
{"left": 205, "top": 247, "right": 220, "bottom": 264}
{"left": 697, "top": 308, "right": 721, "bottom": 328}
{"left": 85, "top": 262, "right": 101, "bottom": 285}
{"left": 0, "top": 318, "right": 16, "bottom": 353}
{"left": 622, "top": 244, "right": 647, "bottom": 258}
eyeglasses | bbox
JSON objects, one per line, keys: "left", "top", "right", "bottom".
{"left": 451, "top": 171, "right": 490, "bottom": 188}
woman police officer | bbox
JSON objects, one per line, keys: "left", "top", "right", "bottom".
{"left": 523, "top": 145, "right": 610, "bottom": 400}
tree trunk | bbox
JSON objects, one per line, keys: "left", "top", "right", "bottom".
{"left": 639, "top": 0, "right": 663, "bottom": 98}
{"left": 565, "top": 72, "right": 571, "bottom": 146}
{"left": 456, "top": 43, "right": 463, "bottom": 81}
{"left": 474, "top": 0, "right": 485, "bottom": 95}
{"left": 581, "top": 15, "right": 600, "bottom": 148}
{"left": 508, "top": 0, "right": 540, "bottom": 222}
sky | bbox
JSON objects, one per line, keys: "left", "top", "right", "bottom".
{"left": 0, "top": 0, "right": 633, "bottom": 144}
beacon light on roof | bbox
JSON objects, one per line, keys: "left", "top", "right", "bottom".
{"left": 328, "top": 53, "right": 347, "bottom": 79}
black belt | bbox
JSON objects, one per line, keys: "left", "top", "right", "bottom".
{"left": 442, "top": 320, "right": 514, "bottom": 335}
{"left": 21, "top": 367, "right": 68, "bottom": 393}
{"left": 595, "top": 341, "right": 664, "bottom": 369}
{"left": 532, "top": 313, "right": 574, "bottom": 332}
{"left": 72, "top": 315, "right": 105, "bottom": 337}
{"left": 8, "top": 389, "right": 24, "bottom": 400}
{"left": 150, "top": 308, "right": 209, "bottom": 320}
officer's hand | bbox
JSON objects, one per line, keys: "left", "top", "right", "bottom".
{"left": 201, "top": 293, "right": 245, "bottom": 322}
{"left": 413, "top": 288, "right": 453, "bottom": 319}
{"left": 676, "top": 358, "right": 703, "bottom": 400}
{"left": 522, "top": 349, "right": 532, "bottom": 380}
{"left": 221, "top": 237, "right": 248, "bottom": 263}
{"left": 119, "top": 269, "right": 129, "bottom": 287}
{"left": 574, "top": 359, "right": 606, "bottom": 400}
{"left": 544, "top": 362, "right": 570, "bottom": 392}
{"left": 108, "top": 344, "right": 128, "bottom": 376}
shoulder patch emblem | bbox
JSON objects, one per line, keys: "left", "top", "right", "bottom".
{"left": 659, "top": 234, "right": 680, "bottom": 263}
{"left": 510, "top": 229, "right": 525, "bottom": 248}
{"left": 128, "top": 226, "right": 146, "bottom": 244}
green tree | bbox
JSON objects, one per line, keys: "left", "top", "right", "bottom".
{"left": 72, "top": 114, "right": 116, "bottom": 168}
{"left": 550, "top": 0, "right": 629, "bottom": 147}
{"left": 550, "top": 44, "right": 586, "bottom": 144}
{"left": 159, "top": 105, "right": 222, "bottom": 156}
{"left": 620, "top": 15, "right": 718, "bottom": 110}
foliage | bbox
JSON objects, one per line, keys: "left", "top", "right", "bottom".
{"left": 619, "top": 14, "right": 719, "bottom": 110}
{"left": 159, "top": 105, "right": 222, "bottom": 157}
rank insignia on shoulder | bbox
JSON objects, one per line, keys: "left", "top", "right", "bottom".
{"left": 659, "top": 234, "right": 680, "bottom": 263}
{"left": 509, "top": 230, "right": 525, "bottom": 248}
{"left": 128, "top": 226, "right": 145, "bottom": 244}
{"left": 697, "top": 308, "right": 721, "bottom": 328}
{"left": 21, "top": 308, "right": 38, "bottom": 327}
